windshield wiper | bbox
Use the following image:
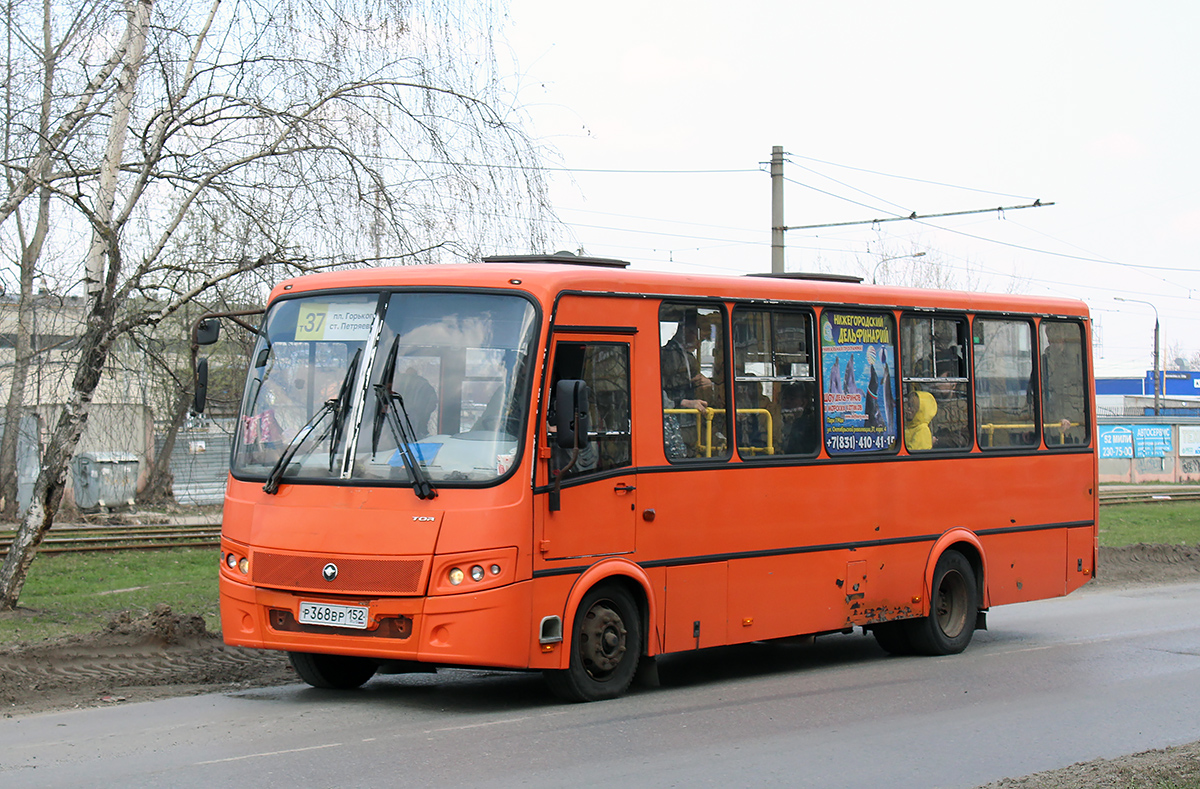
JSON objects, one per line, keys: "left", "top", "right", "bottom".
{"left": 262, "top": 351, "right": 361, "bottom": 495}
{"left": 328, "top": 348, "right": 362, "bottom": 472}
{"left": 262, "top": 401, "right": 335, "bottom": 494}
{"left": 372, "top": 337, "right": 437, "bottom": 500}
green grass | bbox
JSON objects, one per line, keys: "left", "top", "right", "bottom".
{"left": 0, "top": 548, "right": 220, "bottom": 646}
{"left": 1099, "top": 501, "right": 1200, "bottom": 548}
{"left": 1, "top": 501, "right": 1199, "bottom": 649}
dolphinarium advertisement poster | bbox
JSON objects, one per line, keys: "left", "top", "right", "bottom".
{"left": 821, "top": 311, "right": 898, "bottom": 454}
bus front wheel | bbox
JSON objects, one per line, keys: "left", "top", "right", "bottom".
{"left": 908, "top": 550, "right": 978, "bottom": 656}
{"left": 288, "top": 651, "right": 377, "bottom": 689}
{"left": 544, "top": 583, "right": 642, "bottom": 702}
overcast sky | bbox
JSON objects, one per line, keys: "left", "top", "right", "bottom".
{"left": 503, "top": 0, "right": 1200, "bottom": 379}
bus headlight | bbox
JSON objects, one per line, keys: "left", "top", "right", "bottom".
{"left": 431, "top": 548, "right": 518, "bottom": 595}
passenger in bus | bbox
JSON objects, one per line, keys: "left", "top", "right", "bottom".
{"left": 929, "top": 348, "right": 971, "bottom": 448}
{"left": 258, "top": 361, "right": 338, "bottom": 439}
{"left": 904, "top": 389, "right": 938, "bottom": 451}
{"left": 662, "top": 391, "right": 688, "bottom": 459}
{"left": 661, "top": 313, "right": 711, "bottom": 414}
{"left": 780, "top": 383, "right": 818, "bottom": 454}
{"left": 393, "top": 368, "right": 438, "bottom": 439}
{"left": 475, "top": 385, "right": 517, "bottom": 436}
{"left": 661, "top": 312, "right": 711, "bottom": 456}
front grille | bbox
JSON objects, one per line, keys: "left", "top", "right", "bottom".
{"left": 253, "top": 552, "right": 426, "bottom": 595}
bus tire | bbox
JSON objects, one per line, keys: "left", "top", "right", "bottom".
{"left": 870, "top": 621, "right": 915, "bottom": 655}
{"left": 288, "top": 651, "right": 377, "bottom": 689}
{"left": 544, "top": 582, "right": 642, "bottom": 702}
{"left": 908, "top": 550, "right": 978, "bottom": 656}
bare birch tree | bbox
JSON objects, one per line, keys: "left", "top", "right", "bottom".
{"left": 0, "top": 0, "right": 554, "bottom": 608}
{"left": 0, "top": 0, "right": 116, "bottom": 515}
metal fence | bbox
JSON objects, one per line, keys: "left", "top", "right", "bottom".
{"left": 158, "top": 417, "right": 236, "bottom": 506}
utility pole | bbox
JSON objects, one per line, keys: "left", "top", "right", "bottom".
{"left": 1154, "top": 316, "right": 1161, "bottom": 416}
{"left": 770, "top": 146, "right": 784, "bottom": 273}
{"left": 1116, "top": 297, "right": 1161, "bottom": 416}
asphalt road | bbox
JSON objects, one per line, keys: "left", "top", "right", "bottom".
{"left": 4, "top": 581, "right": 1200, "bottom": 789}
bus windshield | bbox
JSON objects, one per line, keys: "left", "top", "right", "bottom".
{"left": 232, "top": 290, "right": 539, "bottom": 489}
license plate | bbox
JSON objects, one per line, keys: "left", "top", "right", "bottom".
{"left": 298, "top": 601, "right": 369, "bottom": 629}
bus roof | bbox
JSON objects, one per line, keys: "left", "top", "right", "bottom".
{"left": 269, "top": 258, "right": 1090, "bottom": 318}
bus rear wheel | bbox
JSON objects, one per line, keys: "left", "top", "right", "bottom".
{"left": 544, "top": 583, "right": 642, "bottom": 702}
{"left": 908, "top": 550, "right": 978, "bottom": 656}
{"left": 288, "top": 651, "right": 377, "bottom": 689}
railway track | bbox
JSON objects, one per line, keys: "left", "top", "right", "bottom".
{"left": 0, "top": 523, "right": 221, "bottom": 555}
{"left": 1, "top": 489, "right": 1197, "bottom": 554}
{"left": 1099, "top": 490, "right": 1200, "bottom": 506}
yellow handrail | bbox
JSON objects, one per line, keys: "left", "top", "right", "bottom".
{"left": 664, "top": 407, "right": 774, "bottom": 456}
{"left": 978, "top": 421, "right": 1078, "bottom": 446}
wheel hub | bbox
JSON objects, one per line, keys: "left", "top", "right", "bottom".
{"left": 580, "top": 602, "right": 627, "bottom": 676}
{"left": 935, "top": 569, "right": 969, "bottom": 638}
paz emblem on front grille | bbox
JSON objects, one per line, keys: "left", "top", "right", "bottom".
{"left": 322, "top": 563, "right": 338, "bottom": 582}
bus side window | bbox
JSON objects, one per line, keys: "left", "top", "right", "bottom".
{"left": 732, "top": 307, "right": 818, "bottom": 457}
{"left": 973, "top": 318, "right": 1038, "bottom": 449}
{"left": 900, "top": 315, "right": 972, "bottom": 451}
{"left": 659, "top": 303, "right": 728, "bottom": 460}
{"left": 1040, "top": 320, "right": 1089, "bottom": 447}
{"left": 548, "top": 341, "right": 632, "bottom": 478}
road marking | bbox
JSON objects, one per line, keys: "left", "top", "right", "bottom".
{"left": 426, "top": 716, "right": 530, "bottom": 733}
{"left": 195, "top": 742, "right": 342, "bottom": 765}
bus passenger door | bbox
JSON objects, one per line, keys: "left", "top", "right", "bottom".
{"left": 540, "top": 338, "right": 636, "bottom": 560}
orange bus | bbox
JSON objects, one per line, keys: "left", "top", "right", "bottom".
{"left": 206, "top": 254, "right": 1097, "bottom": 701}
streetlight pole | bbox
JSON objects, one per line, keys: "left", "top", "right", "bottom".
{"left": 1115, "top": 297, "right": 1161, "bottom": 416}
{"left": 872, "top": 251, "right": 926, "bottom": 284}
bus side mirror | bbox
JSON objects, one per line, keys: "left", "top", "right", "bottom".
{"left": 195, "top": 318, "right": 220, "bottom": 346}
{"left": 554, "top": 379, "right": 590, "bottom": 450}
{"left": 193, "top": 358, "right": 209, "bottom": 414}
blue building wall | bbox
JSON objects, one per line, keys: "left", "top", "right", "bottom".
{"left": 1096, "top": 371, "right": 1200, "bottom": 397}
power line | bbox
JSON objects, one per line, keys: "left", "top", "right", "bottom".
{"left": 782, "top": 200, "right": 1053, "bottom": 231}
{"left": 367, "top": 153, "right": 760, "bottom": 175}
{"left": 785, "top": 154, "right": 1037, "bottom": 201}
{"left": 909, "top": 217, "right": 1200, "bottom": 274}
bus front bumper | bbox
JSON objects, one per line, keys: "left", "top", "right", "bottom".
{"left": 220, "top": 575, "right": 534, "bottom": 669}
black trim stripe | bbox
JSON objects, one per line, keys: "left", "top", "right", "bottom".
{"left": 531, "top": 519, "right": 1095, "bottom": 578}
{"left": 976, "top": 520, "right": 1093, "bottom": 537}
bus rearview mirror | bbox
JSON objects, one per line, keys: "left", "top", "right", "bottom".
{"left": 193, "top": 358, "right": 209, "bottom": 414}
{"left": 554, "top": 379, "right": 590, "bottom": 450}
{"left": 195, "top": 319, "right": 220, "bottom": 346}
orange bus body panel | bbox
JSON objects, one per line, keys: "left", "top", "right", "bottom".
{"left": 221, "top": 261, "right": 1098, "bottom": 678}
